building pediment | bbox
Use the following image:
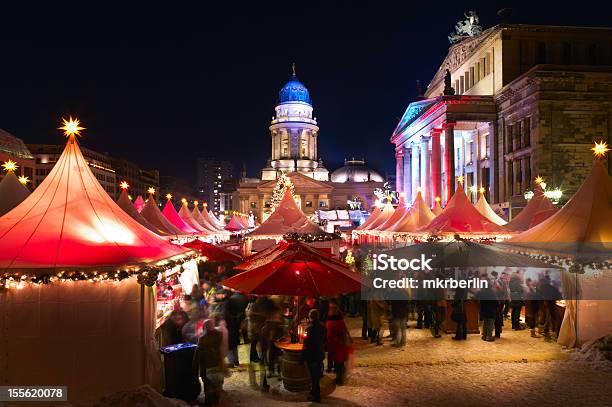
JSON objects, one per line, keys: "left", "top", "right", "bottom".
{"left": 258, "top": 171, "right": 333, "bottom": 193}
{"left": 426, "top": 25, "right": 501, "bottom": 96}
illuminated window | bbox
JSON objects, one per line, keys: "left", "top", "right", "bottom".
{"left": 319, "top": 201, "right": 327, "bottom": 208}
{"left": 250, "top": 202, "right": 257, "bottom": 209}
{"left": 305, "top": 201, "right": 312, "bottom": 207}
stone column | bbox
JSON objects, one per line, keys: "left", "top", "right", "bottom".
{"left": 411, "top": 142, "right": 420, "bottom": 203}
{"left": 420, "top": 136, "right": 431, "bottom": 205}
{"left": 395, "top": 149, "right": 404, "bottom": 194}
{"left": 403, "top": 146, "right": 411, "bottom": 203}
{"left": 488, "top": 121, "right": 498, "bottom": 203}
{"left": 443, "top": 122, "right": 456, "bottom": 202}
{"left": 430, "top": 129, "right": 442, "bottom": 204}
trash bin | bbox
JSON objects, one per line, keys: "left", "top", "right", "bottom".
{"left": 160, "top": 342, "right": 200, "bottom": 402}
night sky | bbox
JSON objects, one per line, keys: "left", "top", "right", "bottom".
{"left": 0, "top": 1, "right": 609, "bottom": 184}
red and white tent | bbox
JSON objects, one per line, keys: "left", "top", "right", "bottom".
{"left": 361, "top": 201, "right": 395, "bottom": 231}
{"left": 162, "top": 199, "right": 199, "bottom": 234}
{"left": 192, "top": 204, "right": 220, "bottom": 232}
{"left": 0, "top": 128, "right": 196, "bottom": 401}
{"left": 355, "top": 206, "right": 381, "bottom": 230}
{"left": 474, "top": 191, "right": 507, "bottom": 226}
{"left": 374, "top": 194, "right": 409, "bottom": 231}
{"left": 225, "top": 214, "right": 247, "bottom": 232}
{"left": 140, "top": 195, "right": 184, "bottom": 236}
{"left": 508, "top": 159, "right": 612, "bottom": 347}
{"left": 387, "top": 190, "right": 435, "bottom": 232}
{"left": 202, "top": 204, "right": 225, "bottom": 229}
{"left": 133, "top": 195, "right": 146, "bottom": 213}
{"left": 116, "top": 187, "right": 168, "bottom": 236}
{"left": 432, "top": 200, "right": 444, "bottom": 216}
{"left": 506, "top": 186, "right": 557, "bottom": 231}
{"left": 248, "top": 188, "right": 322, "bottom": 237}
{"left": 0, "top": 167, "right": 30, "bottom": 217}
{"left": 420, "top": 184, "right": 507, "bottom": 234}
{"left": 178, "top": 201, "right": 209, "bottom": 234}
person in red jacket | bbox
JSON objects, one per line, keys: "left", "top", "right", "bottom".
{"left": 325, "top": 303, "right": 352, "bottom": 385}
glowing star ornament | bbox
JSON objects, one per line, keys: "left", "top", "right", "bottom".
{"left": 18, "top": 175, "right": 29, "bottom": 185}
{"left": 592, "top": 141, "right": 609, "bottom": 158}
{"left": 59, "top": 116, "right": 85, "bottom": 138}
{"left": 457, "top": 175, "right": 464, "bottom": 185}
{"left": 479, "top": 187, "right": 485, "bottom": 194}
{"left": 166, "top": 193, "right": 173, "bottom": 200}
{"left": 194, "top": 200, "right": 199, "bottom": 206}
{"left": 2, "top": 160, "right": 18, "bottom": 172}
{"left": 534, "top": 175, "right": 544, "bottom": 185}
{"left": 469, "top": 185, "right": 477, "bottom": 193}
{"left": 147, "top": 187, "right": 155, "bottom": 195}
{"left": 119, "top": 181, "right": 130, "bottom": 190}
{"left": 181, "top": 198, "right": 188, "bottom": 205}
{"left": 435, "top": 196, "right": 441, "bottom": 203}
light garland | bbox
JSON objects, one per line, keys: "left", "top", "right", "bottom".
{"left": 271, "top": 173, "right": 296, "bottom": 209}
{"left": 283, "top": 231, "right": 341, "bottom": 242}
{"left": 0, "top": 253, "right": 200, "bottom": 291}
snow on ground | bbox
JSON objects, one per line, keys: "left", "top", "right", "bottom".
{"left": 219, "top": 317, "right": 612, "bottom": 407}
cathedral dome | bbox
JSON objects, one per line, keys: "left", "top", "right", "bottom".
{"left": 331, "top": 159, "right": 384, "bottom": 183}
{"left": 279, "top": 74, "right": 311, "bottom": 105}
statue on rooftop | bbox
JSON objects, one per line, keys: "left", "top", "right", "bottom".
{"left": 448, "top": 11, "right": 483, "bottom": 44}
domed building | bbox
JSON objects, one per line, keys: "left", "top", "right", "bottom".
{"left": 331, "top": 159, "right": 384, "bottom": 183}
{"left": 238, "top": 65, "right": 385, "bottom": 222}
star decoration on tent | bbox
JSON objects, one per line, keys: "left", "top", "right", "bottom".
{"left": 479, "top": 187, "right": 485, "bottom": 194}
{"left": 534, "top": 175, "right": 544, "bottom": 185}
{"left": 119, "top": 181, "right": 130, "bottom": 190}
{"left": 147, "top": 187, "right": 155, "bottom": 195}
{"left": 18, "top": 175, "right": 29, "bottom": 185}
{"left": 166, "top": 193, "right": 173, "bottom": 200}
{"left": 181, "top": 198, "right": 188, "bottom": 205}
{"left": 592, "top": 141, "right": 609, "bottom": 157}
{"left": 59, "top": 116, "right": 85, "bottom": 138}
{"left": 194, "top": 200, "right": 199, "bottom": 206}
{"left": 457, "top": 175, "right": 464, "bottom": 184}
{"left": 435, "top": 196, "right": 441, "bottom": 203}
{"left": 2, "top": 160, "right": 18, "bottom": 172}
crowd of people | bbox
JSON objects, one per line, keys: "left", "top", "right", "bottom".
{"left": 155, "top": 267, "right": 564, "bottom": 405}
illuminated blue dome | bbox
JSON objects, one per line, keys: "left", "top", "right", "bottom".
{"left": 279, "top": 74, "right": 311, "bottom": 105}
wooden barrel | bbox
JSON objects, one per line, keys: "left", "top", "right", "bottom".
{"left": 280, "top": 349, "right": 311, "bottom": 392}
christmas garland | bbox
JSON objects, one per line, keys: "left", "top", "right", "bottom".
{"left": 0, "top": 253, "right": 200, "bottom": 291}
{"left": 283, "top": 231, "right": 341, "bottom": 242}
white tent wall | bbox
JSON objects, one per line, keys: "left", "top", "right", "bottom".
{"left": 558, "top": 270, "right": 612, "bottom": 347}
{"left": 0, "top": 279, "right": 163, "bottom": 403}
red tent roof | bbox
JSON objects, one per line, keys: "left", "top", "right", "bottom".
{"left": 509, "top": 161, "right": 612, "bottom": 245}
{"left": 202, "top": 206, "right": 225, "bottom": 229}
{"left": 140, "top": 195, "right": 184, "bottom": 236}
{"left": 162, "top": 199, "right": 199, "bottom": 234}
{"left": 420, "top": 184, "right": 507, "bottom": 234}
{"left": 356, "top": 206, "right": 381, "bottom": 230}
{"left": 182, "top": 240, "right": 242, "bottom": 262}
{"left": 116, "top": 188, "right": 167, "bottom": 236}
{"left": 0, "top": 135, "right": 189, "bottom": 271}
{"left": 225, "top": 214, "right": 246, "bottom": 232}
{"left": 133, "top": 195, "right": 146, "bottom": 213}
{"left": 192, "top": 206, "right": 219, "bottom": 232}
{"left": 374, "top": 195, "right": 409, "bottom": 231}
{"left": 178, "top": 203, "right": 209, "bottom": 234}
{"left": 221, "top": 241, "right": 361, "bottom": 296}
{"left": 474, "top": 192, "right": 507, "bottom": 226}
{"left": 506, "top": 186, "right": 557, "bottom": 231}
{"left": 362, "top": 202, "right": 394, "bottom": 230}
{"left": 249, "top": 188, "right": 322, "bottom": 237}
{"left": 0, "top": 169, "right": 30, "bottom": 217}
{"left": 387, "top": 190, "right": 435, "bottom": 232}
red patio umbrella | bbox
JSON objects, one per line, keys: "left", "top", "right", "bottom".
{"left": 182, "top": 240, "right": 243, "bottom": 263}
{"left": 221, "top": 241, "right": 361, "bottom": 296}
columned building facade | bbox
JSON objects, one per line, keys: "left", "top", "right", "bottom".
{"left": 392, "top": 24, "right": 612, "bottom": 217}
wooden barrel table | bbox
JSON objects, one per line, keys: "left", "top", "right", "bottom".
{"left": 275, "top": 339, "right": 311, "bottom": 392}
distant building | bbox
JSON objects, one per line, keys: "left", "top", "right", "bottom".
{"left": 197, "top": 158, "right": 234, "bottom": 214}
{"left": 160, "top": 175, "right": 198, "bottom": 205}
{"left": 111, "top": 157, "right": 160, "bottom": 200}
{"left": 237, "top": 67, "right": 385, "bottom": 222}
{"left": 219, "top": 178, "right": 238, "bottom": 212}
{"left": 392, "top": 21, "right": 612, "bottom": 217}
{"left": 0, "top": 129, "right": 35, "bottom": 187}
{"left": 28, "top": 143, "right": 117, "bottom": 197}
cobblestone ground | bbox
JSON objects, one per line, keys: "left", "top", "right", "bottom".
{"left": 218, "top": 317, "right": 612, "bottom": 407}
